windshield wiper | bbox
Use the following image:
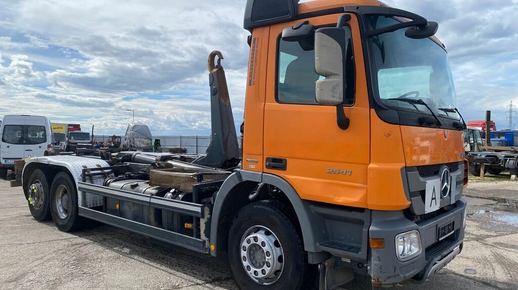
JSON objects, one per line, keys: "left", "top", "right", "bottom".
{"left": 438, "top": 107, "right": 467, "bottom": 129}
{"left": 387, "top": 98, "right": 442, "bottom": 127}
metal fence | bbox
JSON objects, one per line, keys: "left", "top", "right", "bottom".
{"left": 92, "top": 135, "right": 212, "bottom": 154}
{"left": 155, "top": 135, "right": 212, "bottom": 154}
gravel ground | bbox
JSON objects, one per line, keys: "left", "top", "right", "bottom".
{"left": 0, "top": 178, "right": 517, "bottom": 289}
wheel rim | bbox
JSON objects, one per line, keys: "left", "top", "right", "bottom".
{"left": 28, "top": 181, "right": 45, "bottom": 210}
{"left": 240, "top": 225, "right": 284, "bottom": 285}
{"left": 55, "top": 184, "right": 70, "bottom": 219}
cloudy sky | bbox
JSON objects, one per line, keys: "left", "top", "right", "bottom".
{"left": 0, "top": 0, "right": 517, "bottom": 135}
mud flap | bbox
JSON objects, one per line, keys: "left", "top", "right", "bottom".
{"left": 319, "top": 258, "right": 354, "bottom": 290}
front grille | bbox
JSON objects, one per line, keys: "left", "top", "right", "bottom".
{"left": 405, "top": 204, "right": 456, "bottom": 224}
{"left": 416, "top": 162, "right": 460, "bottom": 178}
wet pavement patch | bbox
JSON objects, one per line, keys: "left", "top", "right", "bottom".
{"left": 492, "top": 212, "right": 518, "bottom": 226}
{"left": 467, "top": 201, "right": 518, "bottom": 231}
{"left": 464, "top": 269, "right": 477, "bottom": 275}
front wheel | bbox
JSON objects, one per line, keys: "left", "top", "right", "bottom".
{"left": 228, "top": 201, "right": 315, "bottom": 289}
{"left": 50, "top": 172, "right": 83, "bottom": 232}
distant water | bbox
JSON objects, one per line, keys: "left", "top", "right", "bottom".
{"left": 93, "top": 135, "right": 242, "bottom": 154}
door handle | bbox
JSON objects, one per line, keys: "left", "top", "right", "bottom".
{"left": 266, "top": 157, "right": 287, "bottom": 171}
{"left": 25, "top": 149, "right": 33, "bottom": 151}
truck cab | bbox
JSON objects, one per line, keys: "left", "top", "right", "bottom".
{"left": 241, "top": 0, "right": 466, "bottom": 286}
{"left": 464, "top": 128, "right": 483, "bottom": 152}
{"left": 66, "top": 131, "right": 93, "bottom": 154}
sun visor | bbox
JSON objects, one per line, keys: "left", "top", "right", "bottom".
{"left": 244, "top": 0, "right": 299, "bottom": 32}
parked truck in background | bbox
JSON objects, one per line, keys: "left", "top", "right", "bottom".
{"left": 465, "top": 128, "right": 518, "bottom": 176}
{"left": 66, "top": 131, "right": 93, "bottom": 155}
{"left": 464, "top": 128, "right": 483, "bottom": 153}
{"left": 123, "top": 123, "right": 153, "bottom": 151}
{"left": 51, "top": 123, "right": 82, "bottom": 153}
{"left": 466, "top": 120, "right": 496, "bottom": 139}
{"left": 20, "top": 1, "right": 468, "bottom": 289}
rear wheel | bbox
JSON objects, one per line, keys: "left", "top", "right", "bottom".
{"left": 0, "top": 169, "right": 7, "bottom": 179}
{"left": 228, "top": 201, "right": 315, "bottom": 289}
{"left": 487, "top": 168, "right": 502, "bottom": 175}
{"left": 50, "top": 172, "right": 83, "bottom": 232}
{"left": 27, "top": 169, "right": 51, "bottom": 221}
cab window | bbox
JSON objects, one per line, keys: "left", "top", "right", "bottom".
{"left": 276, "top": 26, "right": 354, "bottom": 105}
{"left": 277, "top": 39, "right": 319, "bottom": 104}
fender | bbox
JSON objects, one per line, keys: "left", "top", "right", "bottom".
{"left": 209, "top": 170, "right": 319, "bottom": 256}
{"left": 22, "top": 156, "right": 110, "bottom": 207}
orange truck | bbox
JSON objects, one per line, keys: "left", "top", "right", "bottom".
{"left": 20, "top": 0, "right": 467, "bottom": 289}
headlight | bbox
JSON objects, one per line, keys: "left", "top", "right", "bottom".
{"left": 395, "top": 230, "right": 422, "bottom": 261}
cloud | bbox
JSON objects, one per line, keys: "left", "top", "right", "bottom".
{"left": 0, "top": 0, "right": 250, "bottom": 135}
{"left": 0, "top": 54, "right": 42, "bottom": 87}
{"left": 0, "top": 0, "right": 517, "bottom": 135}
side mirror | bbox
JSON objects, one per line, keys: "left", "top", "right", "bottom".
{"left": 315, "top": 27, "right": 345, "bottom": 106}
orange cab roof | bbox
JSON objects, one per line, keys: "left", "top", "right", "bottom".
{"left": 298, "top": 0, "right": 384, "bottom": 14}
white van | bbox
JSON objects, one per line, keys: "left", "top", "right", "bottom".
{"left": 0, "top": 115, "right": 52, "bottom": 178}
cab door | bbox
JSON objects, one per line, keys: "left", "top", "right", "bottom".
{"left": 263, "top": 14, "right": 371, "bottom": 208}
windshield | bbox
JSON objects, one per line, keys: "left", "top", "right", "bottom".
{"left": 69, "top": 132, "right": 91, "bottom": 141}
{"left": 53, "top": 133, "right": 66, "bottom": 143}
{"left": 367, "top": 16, "right": 459, "bottom": 123}
{"left": 2, "top": 125, "right": 47, "bottom": 145}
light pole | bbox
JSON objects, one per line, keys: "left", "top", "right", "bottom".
{"left": 125, "top": 109, "right": 135, "bottom": 123}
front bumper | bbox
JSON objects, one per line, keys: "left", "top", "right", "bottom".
{"left": 369, "top": 199, "right": 466, "bottom": 287}
{"left": 0, "top": 163, "right": 15, "bottom": 170}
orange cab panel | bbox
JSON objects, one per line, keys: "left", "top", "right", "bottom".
{"left": 242, "top": 26, "right": 270, "bottom": 173}
{"left": 368, "top": 110, "right": 409, "bottom": 210}
{"left": 400, "top": 127, "right": 464, "bottom": 166}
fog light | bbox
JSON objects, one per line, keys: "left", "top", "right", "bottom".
{"left": 395, "top": 230, "right": 422, "bottom": 261}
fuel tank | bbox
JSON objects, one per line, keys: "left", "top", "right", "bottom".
{"left": 104, "top": 179, "right": 169, "bottom": 227}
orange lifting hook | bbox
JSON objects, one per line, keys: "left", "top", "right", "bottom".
{"left": 207, "top": 50, "right": 224, "bottom": 73}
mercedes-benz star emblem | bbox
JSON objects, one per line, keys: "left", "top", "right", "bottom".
{"left": 440, "top": 166, "right": 451, "bottom": 198}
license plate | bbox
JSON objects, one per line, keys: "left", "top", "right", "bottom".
{"left": 425, "top": 178, "right": 441, "bottom": 214}
{"left": 438, "top": 221, "right": 455, "bottom": 241}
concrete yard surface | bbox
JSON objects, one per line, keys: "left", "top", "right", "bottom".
{"left": 0, "top": 178, "right": 517, "bottom": 289}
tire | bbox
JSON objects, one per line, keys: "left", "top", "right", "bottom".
{"left": 487, "top": 168, "right": 502, "bottom": 175}
{"left": 0, "top": 169, "right": 7, "bottom": 179}
{"left": 228, "top": 201, "right": 315, "bottom": 290}
{"left": 50, "top": 172, "right": 83, "bottom": 232}
{"left": 469, "top": 165, "right": 486, "bottom": 176}
{"left": 27, "top": 169, "right": 52, "bottom": 221}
